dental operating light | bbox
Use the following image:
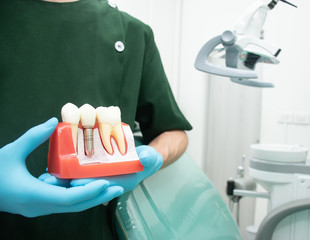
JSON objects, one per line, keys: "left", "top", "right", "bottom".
{"left": 195, "top": 0, "right": 297, "bottom": 88}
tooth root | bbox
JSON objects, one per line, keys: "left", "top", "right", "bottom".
{"left": 112, "top": 123, "right": 126, "bottom": 155}
{"left": 71, "top": 124, "right": 78, "bottom": 152}
{"left": 99, "top": 123, "right": 113, "bottom": 155}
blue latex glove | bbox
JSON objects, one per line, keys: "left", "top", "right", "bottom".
{"left": 70, "top": 145, "right": 163, "bottom": 192}
{"left": 0, "top": 118, "right": 124, "bottom": 218}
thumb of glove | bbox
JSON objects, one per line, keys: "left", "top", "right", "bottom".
{"left": 136, "top": 145, "right": 163, "bottom": 171}
{"left": 13, "top": 118, "right": 58, "bottom": 160}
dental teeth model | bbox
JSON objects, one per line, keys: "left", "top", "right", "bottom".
{"left": 61, "top": 103, "right": 80, "bottom": 151}
{"left": 96, "top": 106, "right": 126, "bottom": 155}
{"left": 49, "top": 104, "right": 142, "bottom": 179}
{"left": 79, "top": 104, "right": 96, "bottom": 157}
{"left": 60, "top": 103, "right": 127, "bottom": 157}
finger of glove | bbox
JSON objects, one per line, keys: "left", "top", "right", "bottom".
{"left": 33, "top": 179, "right": 110, "bottom": 207}
{"left": 23, "top": 182, "right": 122, "bottom": 217}
{"left": 135, "top": 147, "right": 163, "bottom": 182}
{"left": 62, "top": 186, "right": 124, "bottom": 214}
{"left": 104, "top": 174, "right": 137, "bottom": 193}
{"left": 135, "top": 160, "right": 162, "bottom": 181}
{"left": 59, "top": 180, "right": 112, "bottom": 206}
{"left": 72, "top": 176, "right": 133, "bottom": 194}
{"left": 15, "top": 118, "right": 58, "bottom": 159}
{"left": 70, "top": 178, "right": 98, "bottom": 187}
{"left": 39, "top": 173, "right": 71, "bottom": 188}
{"left": 137, "top": 146, "right": 163, "bottom": 169}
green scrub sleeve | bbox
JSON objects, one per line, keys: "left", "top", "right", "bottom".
{"left": 136, "top": 28, "right": 192, "bottom": 143}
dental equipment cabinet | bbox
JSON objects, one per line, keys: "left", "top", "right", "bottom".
{"left": 195, "top": 0, "right": 310, "bottom": 239}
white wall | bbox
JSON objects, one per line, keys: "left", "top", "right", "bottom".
{"left": 261, "top": 0, "right": 310, "bottom": 150}
{"left": 255, "top": 0, "right": 310, "bottom": 227}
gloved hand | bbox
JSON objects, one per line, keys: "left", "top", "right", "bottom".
{"left": 0, "top": 118, "right": 124, "bottom": 218}
{"left": 70, "top": 145, "right": 163, "bottom": 192}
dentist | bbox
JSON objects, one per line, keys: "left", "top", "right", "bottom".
{"left": 0, "top": 0, "right": 192, "bottom": 239}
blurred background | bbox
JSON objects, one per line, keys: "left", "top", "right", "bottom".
{"left": 114, "top": 0, "right": 310, "bottom": 238}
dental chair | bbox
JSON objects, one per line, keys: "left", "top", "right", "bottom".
{"left": 113, "top": 134, "right": 310, "bottom": 240}
{"left": 113, "top": 151, "right": 310, "bottom": 240}
{"left": 255, "top": 199, "right": 310, "bottom": 240}
{"left": 113, "top": 144, "right": 241, "bottom": 240}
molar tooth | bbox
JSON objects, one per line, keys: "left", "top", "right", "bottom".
{"left": 96, "top": 106, "right": 126, "bottom": 155}
{"left": 79, "top": 104, "right": 96, "bottom": 156}
{"left": 61, "top": 103, "right": 80, "bottom": 151}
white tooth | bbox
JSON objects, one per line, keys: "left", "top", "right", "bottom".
{"left": 61, "top": 103, "right": 80, "bottom": 124}
{"left": 96, "top": 106, "right": 121, "bottom": 126}
{"left": 79, "top": 104, "right": 96, "bottom": 128}
{"left": 61, "top": 103, "right": 80, "bottom": 151}
{"left": 79, "top": 104, "right": 96, "bottom": 156}
{"left": 96, "top": 106, "right": 126, "bottom": 155}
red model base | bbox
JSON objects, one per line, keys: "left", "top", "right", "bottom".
{"left": 48, "top": 123, "right": 143, "bottom": 179}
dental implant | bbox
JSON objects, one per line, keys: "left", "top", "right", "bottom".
{"left": 79, "top": 104, "right": 96, "bottom": 157}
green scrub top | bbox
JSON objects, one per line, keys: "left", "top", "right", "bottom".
{"left": 0, "top": 0, "right": 192, "bottom": 239}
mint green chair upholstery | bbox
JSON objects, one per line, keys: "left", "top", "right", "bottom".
{"left": 114, "top": 153, "right": 241, "bottom": 240}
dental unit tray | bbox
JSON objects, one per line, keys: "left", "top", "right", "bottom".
{"left": 48, "top": 122, "right": 143, "bottom": 179}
